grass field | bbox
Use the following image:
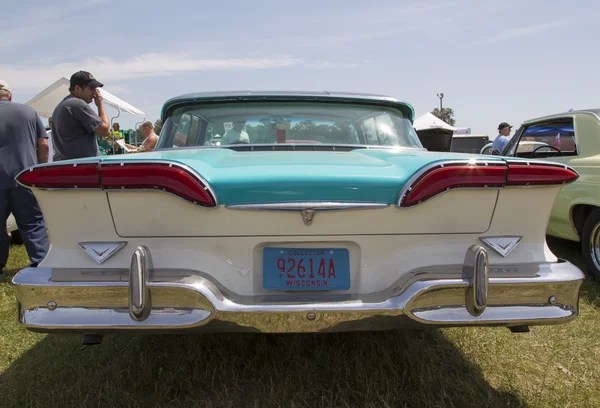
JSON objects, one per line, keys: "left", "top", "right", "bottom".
{"left": 1, "top": 238, "right": 598, "bottom": 408}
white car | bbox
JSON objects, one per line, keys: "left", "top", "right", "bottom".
{"left": 10, "top": 91, "right": 585, "bottom": 344}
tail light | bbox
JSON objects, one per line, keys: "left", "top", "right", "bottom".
{"left": 399, "top": 160, "right": 579, "bottom": 207}
{"left": 506, "top": 162, "right": 579, "bottom": 186}
{"left": 16, "top": 161, "right": 217, "bottom": 207}
{"left": 16, "top": 163, "right": 100, "bottom": 189}
{"left": 399, "top": 162, "right": 506, "bottom": 207}
{"left": 100, "top": 163, "right": 216, "bottom": 206}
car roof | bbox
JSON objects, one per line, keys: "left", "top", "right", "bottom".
{"left": 160, "top": 90, "right": 415, "bottom": 122}
{"left": 522, "top": 108, "right": 600, "bottom": 125}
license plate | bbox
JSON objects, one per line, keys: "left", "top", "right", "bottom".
{"left": 263, "top": 247, "right": 350, "bottom": 291}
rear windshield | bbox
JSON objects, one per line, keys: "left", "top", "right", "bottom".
{"left": 157, "top": 101, "right": 423, "bottom": 149}
{"left": 450, "top": 137, "right": 490, "bottom": 153}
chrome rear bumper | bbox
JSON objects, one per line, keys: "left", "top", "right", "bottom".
{"left": 12, "top": 246, "right": 585, "bottom": 334}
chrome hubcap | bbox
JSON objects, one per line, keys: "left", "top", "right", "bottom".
{"left": 590, "top": 223, "right": 600, "bottom": 271}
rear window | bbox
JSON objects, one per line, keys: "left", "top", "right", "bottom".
{"left": 450, "top": 136, "right": 490, "bottom": 153}
{"left": 157, "top": 101, "right": 423, "bottom": 149}
{"left": 505, "top": 118, "right": 577, "bottom": 157}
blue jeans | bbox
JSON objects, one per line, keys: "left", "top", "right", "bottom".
{"left": 0, "top": 186, "right": 49, "bottom": 269}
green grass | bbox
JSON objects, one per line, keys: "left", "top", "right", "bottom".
{"left": 1, "top": 240, "right": 599, "bottom": 408}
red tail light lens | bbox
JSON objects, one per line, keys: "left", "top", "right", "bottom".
{"left": 400, "top": 163, "right": 506, "bottom": 207}
{"left": 16, "top": 161, "right": 217, "bottom": 207}
{"left": 399, "top": 160, "right": 579, "bottom": 208}
{"left": 100, "top": 163, "right": 216, "bottom": 207}
{"left": 16, "top": 163, "right": 100, "bottom": 189}
{"left": 506, "top": 162, "right": 579, "bottom": 186}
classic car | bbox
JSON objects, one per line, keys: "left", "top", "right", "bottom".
{"left": 497, "top": 108, "right": 600, "bottom": 278}
{"left": 11, "top": 91, "right": 585, "bottom": 344}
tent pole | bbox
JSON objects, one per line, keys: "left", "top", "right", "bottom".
{"left": 110, "top": 108, "right": 122, "bottom": 155}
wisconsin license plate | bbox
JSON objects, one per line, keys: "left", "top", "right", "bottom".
{"left": 263, "top": 247, "right": 350, "bottom": 291}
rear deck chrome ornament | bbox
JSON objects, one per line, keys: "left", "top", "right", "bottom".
{"left": 226, "top": 201, "right": 388, "bottom": 226}
{"left": 479, "top": 236, "right": 522, "bottom": 257}
{"left": 78, "top": 241, "right": 127, "bottom": 264}
{"left": 302, "top": 208, "right": 316, "bottom": 225}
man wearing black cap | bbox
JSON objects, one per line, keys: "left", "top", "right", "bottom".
{"left": 491, "top": 122, "right": 513, "bottom": 155}
{"left": 51, "top": 71, "right": 111, "bottom": 161}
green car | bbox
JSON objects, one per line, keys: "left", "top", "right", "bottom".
{"left": 500, "top": 108, "right": 600, "bottom": 278}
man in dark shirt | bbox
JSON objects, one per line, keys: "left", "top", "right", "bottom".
{"left": 0, "top": 80, "right": 50, "bottom": 275}
{"left": 52, "top": 71, "right": 111, "bottom": 161}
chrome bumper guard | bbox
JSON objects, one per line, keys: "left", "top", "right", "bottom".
{"left": 12, "top": 245, "right": 585, "bottom": 334}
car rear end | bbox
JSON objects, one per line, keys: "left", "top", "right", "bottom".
{"left": 10, "top": 93, "right": 585, "bottom": 335}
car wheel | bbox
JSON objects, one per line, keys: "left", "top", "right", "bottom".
{"left": 581, "top": 208, "right": 600, "bottom": 279}
{"left": 10, "top": 230, "right": 23, "bottom": 245}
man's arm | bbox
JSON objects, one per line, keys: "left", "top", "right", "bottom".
{"left": 34, "top": 113, "right": 49, "bottom": 163}
{"left": 93, "top": 89, "right": 110, "bottom": 138}
{"left": 36, "top": 138, "right": 49, "bottom": 163}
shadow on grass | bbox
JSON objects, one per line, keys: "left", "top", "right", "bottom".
{"left": 0, "top": 329, "right": 528, "bottom": 408}
{"left": 546, "top": 236, "right": 600, "bottom": 308}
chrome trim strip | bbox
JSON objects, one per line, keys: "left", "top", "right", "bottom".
{"left": 226, "top": 202, "right": 389, "bottom": 211}
{"left": 227, "top": 202, "right": 388, "bottom": 225}
{"left": 505, "top": 158, "right": 578, "bottom": 172}
{"left": 396, "top": 159, "right": 507, "bottom": 208}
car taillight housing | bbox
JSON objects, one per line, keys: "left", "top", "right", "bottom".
{"left": 16, "top": 161, "right": 217, "bottom": 207}
{"left": 398, "top": 159, "right": 579, "bottom": 207}
{"left": 505, "top": 161, "right": 579, "bottom": 186}
{"left": 16, "top": 163, "right": 100, "bottom": 189}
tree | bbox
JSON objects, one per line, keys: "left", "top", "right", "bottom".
{"left": 431, "top": 107, "right": 456, "bottom": 126}
{"left": 135, "top": 126, "right": 145, "bottom": 143}
{"left": 154, "top": 119, "right": 163, "bottom": 135}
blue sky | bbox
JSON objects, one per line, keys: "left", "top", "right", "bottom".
{"left": 2, "top": 0, "right": 599, "bottom": 139}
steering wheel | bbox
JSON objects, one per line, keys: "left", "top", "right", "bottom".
{"left": 531, "top": 144, "right": 561, "bottom": 157}
{"left": 228, "top": 140, "right": 250, "bottom": 145}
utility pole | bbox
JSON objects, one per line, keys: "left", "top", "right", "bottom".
{"left": 437, "top": 93, "right": 444, "bottom": 121}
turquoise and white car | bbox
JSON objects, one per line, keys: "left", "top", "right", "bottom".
{"left": 11, "top": 91, "right": 585, "bottom": 342}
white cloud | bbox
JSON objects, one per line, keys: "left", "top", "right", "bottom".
{"left": 0, "top": 52, "right": 305, "bottom": 91}
{"left": 0, "top": 0, "right": 108, "bottom": 49}
{"left": 474, "top": 21, "right": 570, "bottom": 45}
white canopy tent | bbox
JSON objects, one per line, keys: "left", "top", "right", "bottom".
{"left": 413, "top": 112, "right": 456, "bottom": 152}
{"left": 413, "top": 112, "right": 455, "bottom": 132}
{"left": 25, "top": 77, "right": 145, "bottom": 119}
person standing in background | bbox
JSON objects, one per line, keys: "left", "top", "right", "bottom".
{"left": 491, "top": 122, "right": 513, "bottom": 155}
{"left": 0, "top": 80, "right": 50, "bottom": 275}
{"left": 51, "top": 71, "right": 110, "bottom": 161}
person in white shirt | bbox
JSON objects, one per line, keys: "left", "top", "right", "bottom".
{"left": 221, "top": 120, "right": 249, "bottom": 144}
{"left": 491, "top": 122, "right": 512, "bottom": 155}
